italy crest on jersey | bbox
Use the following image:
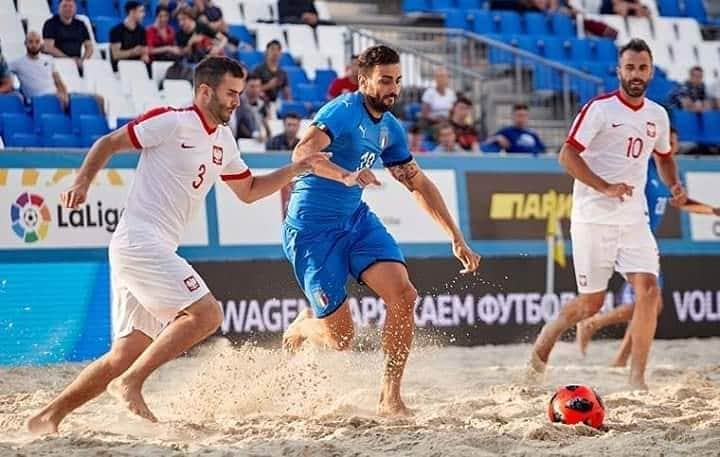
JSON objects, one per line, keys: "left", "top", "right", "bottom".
{"left": 379, "top": 126, "right": 389, "bottom": 149}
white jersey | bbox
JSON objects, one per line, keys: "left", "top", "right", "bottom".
{"left": 566, "top": 91, "right": 671, "bottom": 225}
{"left": 113, "top": 105, "right": 250, "bottom": 248}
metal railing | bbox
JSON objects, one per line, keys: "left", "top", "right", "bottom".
{"left": 347, "top": 26, "right": 605, "bottom": 145}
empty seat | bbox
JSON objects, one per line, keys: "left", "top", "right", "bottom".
{"left": 293, "top": 82, "right": 321, "bottom": 102}
{"left": 17, "top": 0, "right": 51, "bottom": 18}
{"left": 457, "top": 0, "right": 481, "bottom": 9}
{"left": 538, "top": 37, "right": 566, "bottom": 62}
{"left": 284, "top": 67, "right": 310, "bottom": 89}
{"left": 550, "top": 14, "right": 575, "bottom": 37}
{"left": 285, "top": 24, "right": 318, "bottom": 61}
{"left": 32, "top": 95, "right": 63, "bottom": 122}
{"left": 1, "top": 113, "right": 34, "bottom": 137}
{"left": 54, "top": 58, "right": 88, "bottom": 93}
{"left": 86, "top": 0, "right": 118, "bottom": 19}
{"left": 402, "top": 0, "right": 429, "bottom": 13}
{"left": 593, "top": 14, "right": 628, "bottom": 44}
{"left": 657, "top": 0, "right": 682, "bottom": 17}
{"left": 568, "top": 38, "right": 592, "bottom": 62}
{"left": 118, "top": 60, "right": 151, "bottom": 95}
{"left": 627, "top": 17, "right": 654, "bottom": 41}
{"left": 242, "top": 0, "right": 274, "bottom": 23}
{"left": 652, "top": 41, "right": 674, "bottom": 71}
{"left": 700, "top": 111, "right": 720, "bottom": 144}
{"left": 215, "top": 0, "right": 244, "bottom": 24}
{"left": 228, "top": 24, "right": 254, "bottom": 47}
{"left": 592, "top": 38, "right": 617, "bottom": 63}
{"left": 669, "top": 18, "right": 703, "bottom": 45}
{"left": 315, "top": 26, "right": 348, "bottom": 75}
{"left": 161, "top": 80, "right": 193, "bottom": 106}
{"left": 470, "top": 9, "right": 493, "bottom": 34}
{"left": 0, "top": 95, "right": 26, "bottom": 114}
{"left": 315, "top": 0, "right": 331, "bottom": 20}
{"left": 671, "top": 110, "right": 701, "bottom": 142}
{"left": 69, "top": 94, "right": 101, "bottom": 131}
{"left": 6, "top": 132, "right": 42, "bottom": 147}
{"left": 39, "top": 113, "right": 75, "bottom": 146}
{"left": 254, "top": 23, "right": 286, "bottom": 51}
{"left": 684, "top": 0, "right": 707, "bottom": 23}
{"left": 93, "top": 16, "right": 116, "bottom": 43}
{"left": 495, "top": 11, "right": 521, "bottom": 35}
{"left": 524, "top": 12, "right": 549, "bottom": 35}
{"left": 429, "top": 0, "right": 453, "bottom": 10}
{"left": 238, "top": 50, "right": 264, "bottom": 69}
{"left": 78, "top": 114, "right": 109, "bottom": 146}
{"left": 314, "top": 69, "right": 337, "bottom": 95}
{"left": 151, "top": 61, "right": 174, "bottom": 87}
{"left": 300, "top": 52, "right": 331, "bottom": 80}
{"left": 443, "top": 8, "right": 470, "bottom": 30}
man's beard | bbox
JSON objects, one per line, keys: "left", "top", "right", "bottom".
{"left": 27, "top": 48, "right": 41, "bottom": 57}
{"left": 365, "top": 93, "right": 396, "bottom": 113}
{"left": 621, "top": 77, "right": 647, "bottom": 98}
{"left": 210, "top": 93, "right": 233, "bottom": 124}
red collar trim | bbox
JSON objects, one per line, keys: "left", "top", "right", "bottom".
{"left": 192, "top": 105, "right": 217, "bottom": 134}
{"left": 615, "top": 90, "right": 644, "bottom": 111}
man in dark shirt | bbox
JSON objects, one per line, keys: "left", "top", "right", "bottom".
{"left": 176, "top": 6, "right": 228, "bottom": 63}
{"left": 251, "top": 40, "right": 291, "bottom": 102}
{"left": 110, "top": 1, "right": 149, "bottom": 71}
{"left": 42, "top": 0, "right": 93, "bottom": 66}
{"left": 266, "top": 112, "right": 301, "bottom": 151}
{"left": 482, "top": 103, "right": 546, "bottom": 154}
{"left": 670, "top": 66, "right": 713, "bottom": 112}
{"left": 278, "top": 0, "right": 319, "bottom": 26}
{"left": 449, "top": 96, "right": 480, "bottom": 152}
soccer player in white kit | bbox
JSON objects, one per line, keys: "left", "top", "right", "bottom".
{"left": 528, "top": 39, "right": 687, "bottom": 389}
{"left": 27, "top": 56, "right": 328, "bottom": 434}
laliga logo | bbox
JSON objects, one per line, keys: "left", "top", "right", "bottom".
{"left": 10, "top": 192, "right": 51, "bottom": 243}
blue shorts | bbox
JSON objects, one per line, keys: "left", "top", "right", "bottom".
{"left": 618, "top": 272, "right": 665, "bottom": 306}
{"left": 282, "top": 203, "right": 405, "bottom": 318}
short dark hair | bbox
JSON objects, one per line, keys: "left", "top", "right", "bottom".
{"left": 155, "top": 5, "right": 170, "bottom": 16}
{"left": 513, "top": 103, "right": 528, "bottom": 111}
{"left": 358, "top": 45, "right": 400, "bottom": 76}
{"left": 246, "top": 73, "right": 262, "bottom": 82}
{"left": 194, "top": 56, "right": 246, "bottom": 89}
{"left": 437, "top": 121, "right": 453, "bottom": 132}
{"left": 283, "top": 112, "right": 301, "bottom": 121}
{"left": 409, "top": 124, "right": 422, "bottom": 135}
{"left": 266, "top": 39, "right": 282, "bottom": 50}
{"left": 125, "top": 0, "right": 142, "bottom": 14}
{"left": 454, "top": 96, "right": 473, "bottom": 107}
{"left": 690, "top": 65, "right": 703, "bottom": 73}
{"left": 176, "top": 5, "right": 195, "bottom": 19}
{"left": 350, "top": 54, "right": 359, "bottom": 61}
{"left": 619, "top": 38, "right": 653, "bottom": 61}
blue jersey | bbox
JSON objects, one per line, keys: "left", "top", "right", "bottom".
{"left": 286, "top": 92, "right": 412, "bottom": 227}
{"left": 645, "top": 158, "right": 672, "bottom": 234}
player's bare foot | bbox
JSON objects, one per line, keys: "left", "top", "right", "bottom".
{"left": 26, "top": 411, "right": 59, "bottom": 435}
{"left": 107, "top": 378, "right": 157, "bottom": 422}
{"left": 628, "top": 376, "right": 648, "bottom": 391}
{"left": 377, "top": 391, "right": 413, "bottom": 417}
{"left": 524, "top": 350, "right": 546, "bottom": 384}
{"left": 283, "top": 308, "right": 311, "bottom": 352}
{"left": 576, "top": 320, "right": 594, "bottom": 356}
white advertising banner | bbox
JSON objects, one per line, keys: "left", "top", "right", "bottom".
{"left": 0, "top": 168, "right": 208, "bottom": 248}
{"left": 686, "top": 172, "right": 720, "bottom": 241}
{"left": 215, "top": 168, "right": 458, "bottom": 245}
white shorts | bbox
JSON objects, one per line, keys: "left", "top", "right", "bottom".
{"left": 109, "top": 241, "right": 211, "bottom": 340}
{"left": 570, "top": 222, "right": 659, "bottom": 294}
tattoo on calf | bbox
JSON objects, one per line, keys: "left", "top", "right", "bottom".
{"left": 389, "top": 160, "right": 420, "bottom": 190}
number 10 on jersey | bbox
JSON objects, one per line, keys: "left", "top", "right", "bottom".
{"left": 626, "top": 137, "right": 644, "bottom": 159}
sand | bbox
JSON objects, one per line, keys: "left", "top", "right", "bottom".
{"left": 1, "top": 336, "right": 719, "bottom": 457}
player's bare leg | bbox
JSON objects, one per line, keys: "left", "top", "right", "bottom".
{"left": 282, "top": 303, "right": 355, "bottom": 352}
{"left": 529, "top": 291, "right": 605, "bottom": 379}
{"left": 576, "top": 304, "right": 634, "bottom": 356}
{"left": 107, "top": 293, "right": 223, "bottom": 422}
{"left": 610, "top": 295, "right": 663, "bottom": 367}
{"left": 625, "top": 272, "right": 660, "bottom": 390}
{"left": 361, "top": 262, "right": 417, "bottom": 417}
{"left": 27, "top": 330, "right": 151, "bottom": 435}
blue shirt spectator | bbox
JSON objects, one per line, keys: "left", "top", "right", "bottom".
{"left": 482, "top": 104, "right": 546, "bottom": 154}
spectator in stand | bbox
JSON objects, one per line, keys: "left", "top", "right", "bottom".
{"left": 146, "top": 6, "right": 182, "bottom": 61}
{"left": 433, "top": 122, "right": 463, "bottom": 153}
{"left": 233, "top": 75, "right": 270, "bottom": 141}
{"left": 670, "top": 66, "right": 715, "bottom": 112}
{"left": 420, "top": 67, "right": 456, "bottom": 128}
{"left": 110, "top": 1, "right": 149, "bottom": 71}
{"left": 266, "top": 112, "right": 302, "bottom": 151}
{"left": 0, "top": 49, "right": 13, "bottom": 93}
{"left": 449, "top": 96, "right": 480, "bottom": 153}
{"left": 600, "top": 0, "right": 650, "bottom": 17}
{"left": 252, "top": 40, "right": 292, "bottom": 103}
{"left": 327, "top": 54, "right": 359, "bottom": 99}
{"left": 483, "top": 104, "right": 546, "bottom": 154}
{"left": 407, "top": 124, "right": 429, "bottom": 154}
{"left": 10, "top": 31, "right": 69, "bottom": 108}
{"left": 176, "top": 6, "right": 228, "bottom": 63}
{"left": 194, "top": 0, "right": 248, "bottom": 51}
{"left": 279, "top": 0, "right": 319, "bottom": 26}
{"left": 42, "top": 0, "right": 93, "bottom": 68}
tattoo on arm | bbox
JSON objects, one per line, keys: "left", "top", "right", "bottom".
{"left": 389, "top": 160, "right": 420, "bottom": 191}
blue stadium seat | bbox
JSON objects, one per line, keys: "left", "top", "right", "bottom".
{"left": 538, "top": 37, "right": 566, "bottom": 62}
{"left": 470, "top": 9, "right": 494, "bottom": 34}
{"left": 79, "top": 115, "right": 110, "bottom": 147}
{"left": 228, "top": 25, "right": 254, "bottom": 47}
{"left": 457, "top": 0, "right": 481, "bottom": 9}
{"left": 700, "top": 111, "right": 720, "bottom": 144}
{"left": 592, "top": 38, "right": 617, "bottom": 63}
{"left": 510, "top": 35, "right": 538, "bottom": 67}
{"left": 671, "top": 110, "right": 701, "bottom": 142}
{"left": 404, "top": 102, "right": 422, "bottom": 121}
{"left": 568, "top": 38, "right": 592, "bottom": 62}
{"left": 86, "top": 0, "right": 118, "bottom": 19}
{"left": 69, "top": 95, "right": 102, "bottom": 133}
{"left": 403, "top": 0, "right": 429, "bottom": 13}
{"left": 684, "top": 0, "right": 708, "bottom": 23}
{"left": 0, "top": 94, "right": 25, "bottom": 114}
{"left": 93, "top": 16, "right": 116, "bottom": 43}
{"left": 116, "top": 117, "right": 134, "bottom": 128}
{"left": 278, "top": 101, "right": 309, "bottom": 118}
{"left": 487, "top": 34, "right": 517, "bottom": 65}
{"left": 524, "top": 12, "right": 549, "bottom": 35}
{"left": 429, "top": 0, "right": 455, "bottom": 11}
{"left": 443, "top": 8, "right": 470, "bottom": 29}
{"left": 31, "top": 95, "right": 63, "bottom": 122}
{"left": 1, "top": 114, "right": 35, "bottom": 138}
{"left": 238, "top": 51, "right": 264, "bottom": 69}
{"left": 280, "top": 52, "right": 296, "bottom": 67}
{"left": 47, "top": 133, "right": 81, "bottom": 148}
{"left": 657, "top": 0, "right": 682, "bottom": 16}
{"left": 550, "top": 14, "right": 575, "bottom": 37}
{"left": 496, "top": 11, "right": 521, "bottom": 35}
{"left": 646, "top": 76, "right": 675, "bottom": 104}
{"left": 284, "top": 67, "right": 310, "bottom": 87}
{"left": 6, "top": 133, "right": 42, "bottom": 147}
{"left": 293, "top": 83, "right": 321, "bottom": 102}
{"left": 40, "top": 113, "right": 73, "bottom": 141}
{"left": 314, "top": 69, "right": 338, "bottom": 95}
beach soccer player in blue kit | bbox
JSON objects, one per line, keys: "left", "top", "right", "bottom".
{"left": 280, "top": 45, "right": 481, "bottom": 416}
{"left": 576, "top": 127, "right": 720, "bottom": 366}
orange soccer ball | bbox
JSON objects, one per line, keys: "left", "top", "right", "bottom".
{"left": 547, "top": 384, "right": 605, "bottom": 429}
